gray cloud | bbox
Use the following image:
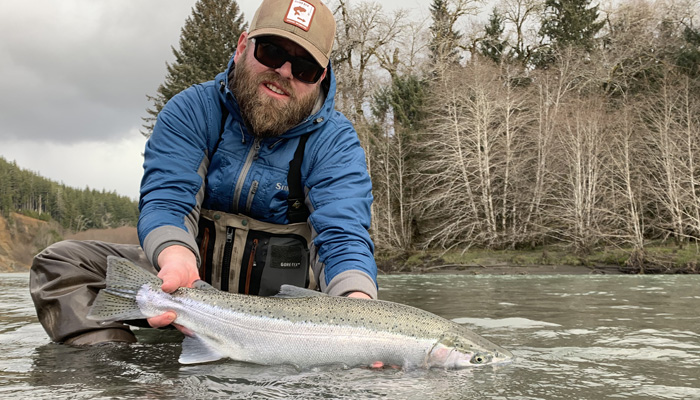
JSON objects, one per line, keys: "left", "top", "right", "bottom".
{"left": 0, "top": 0, "right": 197, "bottom": 143}
{"left": 0, "top": 0, "right": 413, "bottom": 199}
{"left": 0, "top": 0, "right": 414, "bottom": 144}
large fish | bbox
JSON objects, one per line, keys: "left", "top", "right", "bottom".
{"left": 87, "top": 256, "right": 513, "bottom": 369}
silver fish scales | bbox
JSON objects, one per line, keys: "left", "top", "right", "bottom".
{"left": 88, "top": 256, "right": 513, "bottom": 369}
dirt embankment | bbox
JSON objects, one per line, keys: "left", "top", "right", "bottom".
{"left": 0, "top": 213, "right": 138, "bottom": 272}
{"left": 0, "top": 213, "right": 51, "bottom": 271}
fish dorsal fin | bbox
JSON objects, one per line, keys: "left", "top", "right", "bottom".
{"left": 274, "top": 285, "right": 328, "bottom": 298}
{"left": 192, "top": 279, "right": 216, "bottom": 291}
{"left": 179, "top": 335, "right": 226, "bottom": 364}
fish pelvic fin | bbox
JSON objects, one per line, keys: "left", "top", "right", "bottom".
{"left": 274, "top": 284, "right": 328, "bottom": 298}
{"left": 179, "top": 335, "right": 227, "bottom": 364}
{"left": 86, "top": 256, "right": 162, "bottom": 323}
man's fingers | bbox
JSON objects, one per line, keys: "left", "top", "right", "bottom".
{"left": 147, "top": 311, "right": 176, "bottom": 328}
{"left": 159, "top": 272, "right": 182, "bottom": 293}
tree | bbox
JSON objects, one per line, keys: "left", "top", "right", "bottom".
{"left": 332, "top": 0, "right": 407, "bottom": 121}
{"left": 539, "top": 0, "right": 604, "bottom": 50}
{"left": 500, "top": 0, "right": 542, "bottom": 63}
{"left": 370, "top": 74, "right": 428, "bottom": 250}
{"left": 478, "top": 8, "right": 509, "bottom": 64}
{"left": 142, "top": 0, "right": 247, "bottom": 136}
{"left": 429, "top": 0, "right": 476, "bottom": 73}
{"left": 533, "top": 0, "right": 604, "bottom": 68}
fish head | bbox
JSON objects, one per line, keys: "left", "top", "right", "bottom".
{"left": 426, "top": 333, "right": 513, "bottom": 368}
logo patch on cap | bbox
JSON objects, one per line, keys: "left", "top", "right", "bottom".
{"left": 284, "top": 0, "right": 316, "bottom": 32}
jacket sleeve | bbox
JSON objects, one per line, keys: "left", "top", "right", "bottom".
{"left": 305, "top": 113, "right": 378, "bottom": 298}
{"left": 138, "top": 85, "right": 215, "bottom": 269}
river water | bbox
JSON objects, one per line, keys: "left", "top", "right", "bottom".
{"left": 0, "top": 272, "right": 698, "bottom": 399}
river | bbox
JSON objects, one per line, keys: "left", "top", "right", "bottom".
{"left": 1, "top": 272, "right": 698, "bottom": 399}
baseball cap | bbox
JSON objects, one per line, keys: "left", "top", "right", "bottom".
{"left": 248, "top": 0, "right": 336, "bottom": 68}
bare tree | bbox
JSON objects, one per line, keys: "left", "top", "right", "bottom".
{"left": 639, "top": 67, "right": 688, "bottom": 245}
{"left": 606, "top": 103, "right": 646, "bottom": 251}
{"left": 414, "top": 60, "right": 536, "bottom": 250}
{"left": 679, "top": 75, "right": 700, "bottom": 238}
{"left": 499, "top": 0, "right": 543, "bottom": 62}
{"left": 332, "top": 0, "right": 408, "bottom": 121}
{"left": 549, "top": 96, "right": 611, "bottom": 254}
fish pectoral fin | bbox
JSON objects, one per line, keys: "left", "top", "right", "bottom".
{"left": 179, "top": 335, "right": 226, "bottom": 364}
{"left": 274, "top": 285, "right": 328, "bottom": 298}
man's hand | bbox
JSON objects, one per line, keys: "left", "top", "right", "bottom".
{"left": 346, "top": 291, "right": 372, "bottom": 299}
{"left": 147, "top": 245, "right": 199, "bottom": 329}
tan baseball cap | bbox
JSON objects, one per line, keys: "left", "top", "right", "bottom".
{"left": 248, "top": 0, "right": 336, "bottom": 68}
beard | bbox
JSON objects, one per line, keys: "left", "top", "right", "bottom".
{"left": 231, "top": 54, "right": 321, "bottom": 139}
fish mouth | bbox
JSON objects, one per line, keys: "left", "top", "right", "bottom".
{"left": 427, "top": 341, "right": 514, "bottom": 368}
{"left": 451, "top": 350, "right": 514, "bottom": 368}
{"left": 485, "top": 348, "right": 515, "bottom": 366}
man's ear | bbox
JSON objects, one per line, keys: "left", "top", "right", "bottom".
{"left": 233, "top": 32, "right": 249, "bottom": 64}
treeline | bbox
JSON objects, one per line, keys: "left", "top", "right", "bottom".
{"left": 330, "top": 0, "right": 700, "bottom": 256}
{"left": 146, "top": 0, "right": 700, "bottom": 257}
{"left": 0, "top": 157, "right": 139, "bottom": 231}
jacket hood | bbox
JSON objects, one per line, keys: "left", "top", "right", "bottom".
{"left": 216, "top": 51, "right": 338, "bottom": 140}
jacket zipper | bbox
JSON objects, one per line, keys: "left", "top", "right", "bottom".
{"left": 220, "top": 226, "right": 234, "bottom": 291}
{"left": 232, "top": 138, "right": 261, "bottom": 213}
{"left": 245, "top": 181, "right": 259, "bottom": 214}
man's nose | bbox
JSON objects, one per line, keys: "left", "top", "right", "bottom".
{"left": 275, "top": 61, "right": 294, "bottom": 80}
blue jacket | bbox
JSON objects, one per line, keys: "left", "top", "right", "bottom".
{"left": 137, "top": 56, "right": 377, "bottom": 298}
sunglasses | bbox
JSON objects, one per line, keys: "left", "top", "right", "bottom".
{"left": 252, "top": 38, "right": 325, "bottom": 84}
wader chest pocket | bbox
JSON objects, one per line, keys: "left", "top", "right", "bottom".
{"left": 196, "top": 210, "right": 315, "bottom": 295}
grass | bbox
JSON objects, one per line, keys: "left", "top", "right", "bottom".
{"left": 375, "top": 242, "right": 700, "bottom": 274}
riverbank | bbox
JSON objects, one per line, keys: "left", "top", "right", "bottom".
{"left": 375, "top": 243, "right": 700, "bottom": 275}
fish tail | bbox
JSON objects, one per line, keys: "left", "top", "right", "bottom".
{"left": 86, "top": 256, "right": 162, "bottom": 323}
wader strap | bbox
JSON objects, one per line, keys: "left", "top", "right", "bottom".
{"left": 287, "top": 133, "right": 311, "bottom": 223}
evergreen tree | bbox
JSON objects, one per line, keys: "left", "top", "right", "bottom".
{"left": 478, "top": 8, "right": 508, "bottom": 64}
{"left": 0, "top": 157, "right": 139, "bottom": 230}
{"left": 142, "top": 0, "right": 247, "bottom": 136}
{"left": 539, "top": 0, "right": 604, "bottom": 51}
{"left": 676, "top": 24, "right": 700, "bottom": 78}
{"left": 429, "top": 0, "right": 464, "bottom": 70}
{"left": 372, "top": 74, "right": 428, "bottom": 131}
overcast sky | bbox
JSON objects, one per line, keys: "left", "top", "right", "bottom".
{"left": 0, "top": 0, "right": 426, "bottom": 201}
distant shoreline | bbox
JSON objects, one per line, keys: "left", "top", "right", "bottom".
{"left": 379, "top": 263, "right": 624, "bottom": 275}
{"left": 375, "top": 244, "right": 700, "bottom": 275}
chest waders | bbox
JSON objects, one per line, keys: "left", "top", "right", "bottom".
{"left": 195, "top": 98, "right": 315, "bottom": 296}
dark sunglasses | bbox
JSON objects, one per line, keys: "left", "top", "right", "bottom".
{"left": 252, "top": 38, "right": 325, "bottom": 84}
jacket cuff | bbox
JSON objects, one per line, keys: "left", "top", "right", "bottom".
{"left": 322, "top": 270, "right": 378, "bottom": 299}
{"left": 143, "top": 225, "right": 200, "bottom": 270}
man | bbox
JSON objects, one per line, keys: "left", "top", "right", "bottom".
{"left": 30, "top": 0, "right": 377, "bottom": 345}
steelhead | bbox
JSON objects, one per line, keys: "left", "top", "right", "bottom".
{"left": 87, "top": 256, "right": 513, "bottom": 369}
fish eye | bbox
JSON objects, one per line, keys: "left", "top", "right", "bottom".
{"left": 470, "top": 353, "right": 492, "bottom": 364}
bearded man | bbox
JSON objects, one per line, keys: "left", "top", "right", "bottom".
{"left": 29, "top": 0, "right": 377, "bottom": 345}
